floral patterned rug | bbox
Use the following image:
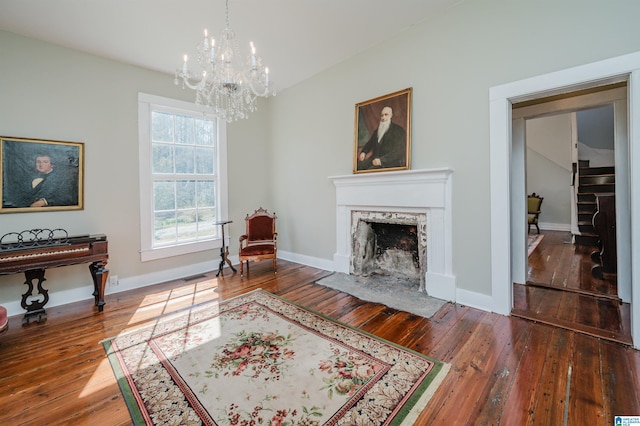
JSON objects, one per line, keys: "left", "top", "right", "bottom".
{"left": 102, "top": 289, "right": 449, "bottom": 425}
{"left": 527, "top": 233, "right": 544, "bottom": 256}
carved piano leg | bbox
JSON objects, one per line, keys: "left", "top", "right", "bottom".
{"left": 21, "top": 269, "right": 49, "bottom": 324}
{"left": 89, "top": 261, "right": 109, "bottom": 312}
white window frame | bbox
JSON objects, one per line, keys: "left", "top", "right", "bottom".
{"left": 138, "top": 93, "right": 228, "bottom": 262}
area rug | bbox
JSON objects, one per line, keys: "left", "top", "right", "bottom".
{"left": 528, "top": 233, "right": 544, "bottom": 256}
{"left": 315, "top": 272, "right": 447, "bottom": 319}
{"left": 103, "top": 289, "right": 449, "bottom": 425}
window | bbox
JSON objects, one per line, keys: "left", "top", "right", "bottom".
{"left": 138, "top": 93, "right": 228, "bottom": 261}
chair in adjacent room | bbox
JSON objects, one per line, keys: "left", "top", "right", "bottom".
{"left": 527, "top": 193, "right": 544, "bottom": 234}
{"left": 238, "top": 207, "right": 277, "bottom": 276}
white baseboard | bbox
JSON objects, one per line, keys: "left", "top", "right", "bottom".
{"left": 332, "top": 253, "right": 350, "bottom": 274}
{"left": 4, "top": 285, "right": 96, "bottom": 318}
{"left": 3, "top": 252, "right": 495, "bottom": 320}
{"left": 4, "top": 259, "right": 219, "bottom": 318}
{"left": 456, "top": 287, "right": 494, "bottom": 313}
{"left": 539, "top": 222, "right": 571, "bottom": 232}
{"left": 107, "top": 259, "right": 219, "bottom": 294}
{"left": 229, "top": 252, "right": 334, "bottom": 272}
{"left": 425, "top": 272, "right": 457, "bottom": 301}
{"left": 277, "top": 250, "right": 334, "bottom": 271}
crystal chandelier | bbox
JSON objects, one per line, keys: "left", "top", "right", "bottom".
{"left": 174, "top": 0, "right": 275, "bottom": 121}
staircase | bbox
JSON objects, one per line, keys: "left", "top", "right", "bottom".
{"left": 575, "top": 160, "right": 615, "bottom": 246}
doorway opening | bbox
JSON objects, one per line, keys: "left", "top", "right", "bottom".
{"left": 510, "top": 90, "right": 630, "bottom": 344}
{"left": 489, "top": 51, "right": 640, "bottom": 348}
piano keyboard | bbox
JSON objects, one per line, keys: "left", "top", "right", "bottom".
{"left": 0, "top": 246, "right": 90, "bottom": 263}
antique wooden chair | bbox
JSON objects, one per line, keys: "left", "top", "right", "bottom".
{"left": 238, "top": 208, "right": 277, "bottom": 276}
{"left": 527, "top": 193, "right": 544, "bottom": 234}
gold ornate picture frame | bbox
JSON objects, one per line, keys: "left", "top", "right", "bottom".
{"left": 0, "top": 137, "right": 84, "bottom": 213}
{"left": 354, "top": 88, "right": 412, "bottom": 174}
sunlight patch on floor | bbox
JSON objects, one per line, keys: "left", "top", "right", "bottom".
{"left": 128, "top": 278, "right": 220, "bottom": 326}
{"left": 85, "top": 274, "right": 224, "bottom": 400}
{"left": 79, "top": 357, "right": 118, "bottom": 398}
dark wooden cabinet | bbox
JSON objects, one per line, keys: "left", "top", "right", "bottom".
{"left": 591, "top": 193, "right": 616, "bottom": 278}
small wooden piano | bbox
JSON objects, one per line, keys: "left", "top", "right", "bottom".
{"left": 0, "top": 229, "right": 109, "bottom": 323}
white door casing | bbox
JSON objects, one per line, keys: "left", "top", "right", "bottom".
{"left": 490, "top": 51, "right": 640, "bottom": 348}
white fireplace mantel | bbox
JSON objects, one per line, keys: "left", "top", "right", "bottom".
{"left": 329, "top": 168, "right": 456, "bottom": 301}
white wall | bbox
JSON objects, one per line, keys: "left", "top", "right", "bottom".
{"left": 526, "top": 114, "right": 572, "bottom": 229}
{"left": 0, "top": 31, "right": 270, "bottom": 312}
{"left": 267, "top": 0, "right": 640, "bottom": 303}
{"left": 2, "top": 0, "right": 640, "bottom": 314}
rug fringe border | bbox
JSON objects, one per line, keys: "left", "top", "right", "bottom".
{"left": 398, "top": 362, "right": 451, "bottom": 425}
{"left": 102, "top": 339, "right": 150, "bottom": 425}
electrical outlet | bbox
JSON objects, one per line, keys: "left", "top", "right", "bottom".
{"left": 109, "top": 275, "right": 119, "bottom": 286}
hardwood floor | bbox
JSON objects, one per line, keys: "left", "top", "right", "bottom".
{"left": 513, "top": 230, "right": 632, "bottom": 345}
{"left": 1, "top": 259, "right": 639, "bottom": 425}
{"left": 526, "top": 231, "right": 618, "bottom": 298}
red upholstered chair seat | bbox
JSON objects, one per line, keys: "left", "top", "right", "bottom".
{"left": 240, "top": 244, "right": 276, "bottom": 257}
{"left": 0, "top": 306, "right": 8, "bottom": 335}
{"left": 239, "top": 208, "right": 277, "bottom": 276}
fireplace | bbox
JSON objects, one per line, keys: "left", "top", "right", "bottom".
{"left": 351, "top": 211, "right": 426, "bottom": 289}
{"left": 329, "top": 169, "right": 455, "bottom": 301}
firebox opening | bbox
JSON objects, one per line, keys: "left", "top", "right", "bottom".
{"left": 352, "top": 220, "right": 421, "bottom": 282}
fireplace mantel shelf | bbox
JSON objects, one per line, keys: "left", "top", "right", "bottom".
{"left": 329, "top": 168, "right": 452, "bottom": 185}
{"left": 329, "top": 168, "right": 455, "bottom": 301}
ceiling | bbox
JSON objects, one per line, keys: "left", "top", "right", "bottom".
{"left": 0, "top": 0, "right": 462, "bottom": 92}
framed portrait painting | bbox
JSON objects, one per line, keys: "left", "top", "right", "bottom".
{"left": 354, "top": 88, "right": 412, "bottom": 174}
{"left": 0, "top": 137, "right": 84, "bottom": 213}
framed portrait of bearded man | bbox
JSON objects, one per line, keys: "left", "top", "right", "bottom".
{"left": 353, "top": 88, "right": 412, "bottom": 174}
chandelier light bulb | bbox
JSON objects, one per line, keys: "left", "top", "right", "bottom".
{"left": 174, "top": 0, "right": 275, "bottom": 121}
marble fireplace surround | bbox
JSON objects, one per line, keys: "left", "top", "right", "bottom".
{"left": 329, "top": 168, "right": 455, "bottom": 301}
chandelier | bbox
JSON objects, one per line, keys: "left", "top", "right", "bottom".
{"left": 174, "top": 0, "right": 275, "bottom": 121}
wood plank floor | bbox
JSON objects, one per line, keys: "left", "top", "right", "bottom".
{"left": 513, "top": 230, "right": 632, "bottom": 345}
{"left": 526, "top": 230, "right": 618, "bottom": 298}
{"left": 1, "top": 259, "right": 639, "bottom": 425}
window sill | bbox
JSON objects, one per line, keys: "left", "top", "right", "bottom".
{"left": 140, "top": 238, "right": 222, "bottom": 262}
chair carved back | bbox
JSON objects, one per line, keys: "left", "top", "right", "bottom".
{"left": 245, "top": 208, "right": 276, "bottom": 243}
